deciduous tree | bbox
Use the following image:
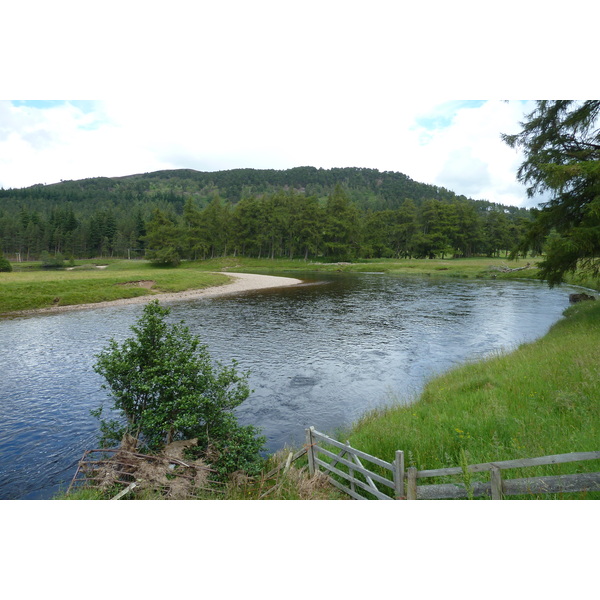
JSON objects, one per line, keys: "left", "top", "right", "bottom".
{"left": 143, "top": 208, "right": 182, "bottom": 266}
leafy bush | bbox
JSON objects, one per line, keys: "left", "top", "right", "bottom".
{"left": 93, "top": 300, "right": 266, "bottom": 477}
{"left": 0, "top": 251, "right": 11, "bottom": 272}
{"left": 146, "top": 246, "right": 181, "bottom": 267}
{"left": 40, "top": 251, "right": 65, "bottom": 269}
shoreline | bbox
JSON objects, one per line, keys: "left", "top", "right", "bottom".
{"left": 4, "top": 272, "right": 304, "bottom": 317}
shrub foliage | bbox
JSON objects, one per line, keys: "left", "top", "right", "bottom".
{"left": 93, "top": 300, "right": 265, "bottom": 477}
{"left": 0, "top": 250, "right": 11, "bottom": 272}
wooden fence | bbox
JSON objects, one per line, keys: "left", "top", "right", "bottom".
{"left": 305, "top": 427, "right": 600, "bottom": 500}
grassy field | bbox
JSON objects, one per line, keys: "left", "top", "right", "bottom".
{"left": 192, "top": 255, "right": 539, "bottom": 277}
{"left": 0, "top": 259, "right": 228, "bottom": 313}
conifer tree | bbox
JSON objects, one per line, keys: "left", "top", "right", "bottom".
{"left": 503, "top": 100, "right": 600, "bottom": 285}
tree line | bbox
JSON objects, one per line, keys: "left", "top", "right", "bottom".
{"left": 0, "top": 167, "right": 531, "bottom": 263}
{"left": 144, "top": 186, "right": 529, "bottom": 265}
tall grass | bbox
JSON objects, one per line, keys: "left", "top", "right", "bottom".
{"left": 343, "top": 300, "right": 600, "bottom": 497}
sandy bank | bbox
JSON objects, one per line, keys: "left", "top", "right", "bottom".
{"left": 7, "top": 272, "right": 304, "bottom": 316}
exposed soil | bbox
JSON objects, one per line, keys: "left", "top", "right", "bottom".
{"left": 114, "top": 280, "right": 156, "bottom": 289}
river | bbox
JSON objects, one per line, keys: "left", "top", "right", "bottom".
{"left": 0, "top": 272, "right": 579, "bottom": 499}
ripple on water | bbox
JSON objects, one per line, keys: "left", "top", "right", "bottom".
{"left": 0, "top": 273, "right": 577, "bottom": 499}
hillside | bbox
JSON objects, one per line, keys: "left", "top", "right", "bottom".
{"left": 0, "top": 166, "right": 532, "bottom": 262}
{"left": 0, "top": 166, "right": 527, "bottom": 213}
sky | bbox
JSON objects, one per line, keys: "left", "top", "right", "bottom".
{"left": 3, "top": 1, "right": 598, "bottom": 210}
{"left": 2, "top": 2, "right": 596, "bottom": 210}
{"left": 0, "top": 98, "right": 538, "bottom": 207}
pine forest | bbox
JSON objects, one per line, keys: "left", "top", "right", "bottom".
{"left": 0, "top": 166, "right": 533, "bottom": 265}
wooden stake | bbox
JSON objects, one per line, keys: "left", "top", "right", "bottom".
{"left": 407, "top": 467, "right": 418, "bottom": 500}
{"left": 490, "top": 466, "right": 503, "bottom": 500}
{"left": 306, "top": 427, "right": 316, "bottom": 476}
{"left": 394, "top": 450, "right": 405, "bottom": 499}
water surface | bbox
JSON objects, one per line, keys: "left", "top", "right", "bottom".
{"left": 0, "top": 272, "right": 578, "bottom": 499}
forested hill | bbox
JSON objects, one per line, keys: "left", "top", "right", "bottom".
{"left": 0, "top": 166, "right": 532, "bottom": 262}
{"left": 116, "top": 166, "right": 455, "bottom": 210}
{"left": 1, "top": 166, "right": 523, "bottom": 214}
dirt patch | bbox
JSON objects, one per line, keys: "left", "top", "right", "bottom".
{"left": 115, "top": 280, "right": 156, "bottom": 289}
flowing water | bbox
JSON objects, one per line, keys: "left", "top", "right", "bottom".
{"left": 0, "top": 272, "right": 579, "bottom": 499}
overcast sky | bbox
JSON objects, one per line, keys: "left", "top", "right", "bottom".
{"left": 2, "top": 2, "right": 596, "bottom": 209}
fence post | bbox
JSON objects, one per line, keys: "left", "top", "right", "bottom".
{"left": 394, "top": 451, "right": 405, "bottom": 499}
{"left": 490, "top": 466, "right": 503, "bottom": 500}
{"left": 407, "top": 466, "right": 418, "bottom": 500}
{"left": 346, "top": 441, "right": 356, "bottom": 495}
{"left": 305, "top": 427, "right": 316, "bottom": 476}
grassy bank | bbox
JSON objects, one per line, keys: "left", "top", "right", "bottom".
{"left": 341, "top": 299, "right": 600, "bottom": 498}
{"left": 1, "top": 256, "right": 542, "bottom": 314}
{"left": 193, "top": 255, "right": 539, "bottom": 278}
{"left": 0, "top": 260, "right": 228, "bottom": 313}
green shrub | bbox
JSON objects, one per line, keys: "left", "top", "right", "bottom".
{"left": 93, "top": 300, "right": 265, "bottom": 477}
{"left": 40, "top": 251, "right": 65, "bottom": 269}
{"left": 0, "top": 252, "right": 11, "bottom": 272}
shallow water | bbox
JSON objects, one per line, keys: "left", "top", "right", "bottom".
{"left": 0, "top": 272, "right": 578, "bottom": 499}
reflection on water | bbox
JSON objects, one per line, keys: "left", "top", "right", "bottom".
{"left": 0, "top": 272, "right": 577, "bottom": 499}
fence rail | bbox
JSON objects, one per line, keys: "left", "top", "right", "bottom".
{"left": 305, "top": 427, "right": 600, "bottom": 500}
{"left": 306, "top": 428, "right": 403, "bottom": 500}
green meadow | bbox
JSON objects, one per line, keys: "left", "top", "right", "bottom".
{"left": 1, "top": 256, "right": 540, "bottom": 314}
{"left": 0, "top": 259, "right": 228, "bottom": 313}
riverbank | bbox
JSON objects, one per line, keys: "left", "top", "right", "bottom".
{"left": 43, "top": 264, "right": 600, "bottom": 499}
{"left": 1, "top": 256, "right": 543, "bottom": 315}
{"left": 61, "top": 298, "right": 600, "bottom": 500}
{"left": 341, "top": 298, "right": 600, "bottom": 498}
{"left": 0, "top": 270, "right": 303, "bottom": 316}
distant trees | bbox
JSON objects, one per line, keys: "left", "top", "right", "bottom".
{"left": 144, "top": 209, "right": 182, "bottom": 266}
{"left": 0, "top": 166, "right": 532, "bottom": 263}
{"left": 322, "top": 185, "right": 361, "bottom": 260}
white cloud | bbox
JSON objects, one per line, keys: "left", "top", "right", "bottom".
{"left": 4, "top": 3, "right": 594, "bottom": 208}
{"left": 397, "top": 100, "right": 537, "bottom": 206}
{"left": 437, "top": 148, "right": 492, "bottom": 195}
{"left": 0, "top": 98, "right": 537, "bottom": 206}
